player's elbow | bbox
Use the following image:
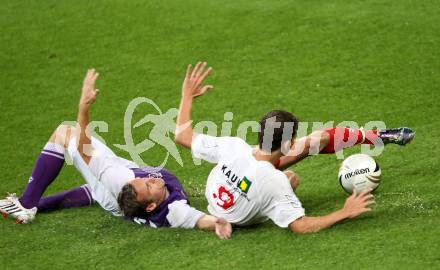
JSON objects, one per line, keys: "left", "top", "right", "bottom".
{"left": 175, "top": 134, "right": 191, "bottom": 148}
{"left": 289, "top": 216, "right": 318, "bottom": 234}
{"left": 174, "top": 133, "right": 182, "bottom": 144}
{"left": 175, "top": 129, "right": 196, "bottom": 149}
{"left": 195, "top": 215, "right": 216, "bottom": 231}
{"left": 289, "top": 223, "right": 309, "bottom": 234}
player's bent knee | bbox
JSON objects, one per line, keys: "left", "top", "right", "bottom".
{"left": 52, "top": 124, "right": 76, "bottom": 147}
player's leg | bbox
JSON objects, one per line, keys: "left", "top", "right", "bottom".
{"left": 277, "top": 130, "right": 330, "bottom": 170}
{"left": 319, "top": 127, "right": 415, "bottom": 153}
{"left": 66, "top": 133, "right": 124, "bottom": 216}
{"left": 319, "top": 127, "right": 378, "bottom": 154}
{"left": 278, "top": 127, "right": 415, "bottom": 170}
{"left": 37, "top": 184, "right": 94, "bottom": 212}
{"left": 0, "top": 124, "right": 74, "bottom": 223}
{"left": 20, "top": 125, "right": 74, "bottom": 208}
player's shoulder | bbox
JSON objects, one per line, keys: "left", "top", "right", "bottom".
{"left": 257, "top": 164, "right": 289, "bottom": 188}
{"left": 214, "top": 136, "right": 252, "bottom": 154}
{"left": 219, "top": 135, "right": 248, "bottom": 146}
{"left": 195, "top": 134, "right": 251, "bottom": 147}
{"left": 256, "top": 161, "right": 284, "bottom": 176}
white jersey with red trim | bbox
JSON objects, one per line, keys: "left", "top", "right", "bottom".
{"left": 192, "top": 134, "right": 305, "bottom": 228}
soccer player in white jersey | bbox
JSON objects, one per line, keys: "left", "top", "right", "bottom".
{"left": 0, "top": 69, "right": 231, "bottom": 239}
{"left": 175, "top": 62, "right": 414, "bottom": 233}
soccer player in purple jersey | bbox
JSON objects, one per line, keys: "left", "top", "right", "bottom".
{"left": 0, "top": 69, "right": 231, "bottom": 240}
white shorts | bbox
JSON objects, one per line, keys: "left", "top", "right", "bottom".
{"left": 66, "top": 137, "right": 138, "bottom": 216}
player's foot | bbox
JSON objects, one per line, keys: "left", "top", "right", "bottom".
{"left": 0, "top": 194, "right": 37, "bottom": 224}
{"left": 378, "top": 127, "right": 415, "bottom": 145}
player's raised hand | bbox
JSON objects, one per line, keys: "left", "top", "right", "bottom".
{"left": 215, "top": 217, "right": 232, "bottom": 240}
{"left": 80, "top": 69, "right": 100, "bottom": 107}
{"left": 182, "top": 61, "right": 213, "bottom": 99}
{"left": 342, "top": 188, "right": 375, "bottom": 219}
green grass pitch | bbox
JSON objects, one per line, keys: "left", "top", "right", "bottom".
{"left": 1, "top": 0, "right": 439, "bottom": 269}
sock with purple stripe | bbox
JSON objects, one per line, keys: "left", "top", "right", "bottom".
{"left": 20, "top": 142, "right": 66, "bottom": 209}
{"left": 37, "top": 185, "right": 94, "bottom": 212}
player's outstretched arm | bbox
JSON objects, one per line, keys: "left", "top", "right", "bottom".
{"left": 77, "top": 69, "right": 100, "bottom": 164}
{"left": 289, "top": 189, "right": 375, "bottom": 234}
{"left": 175, "top": 62, "right": 213, "bottom": 149}
{"left": 196, "top": 214, "right": 232, "bottom": 240}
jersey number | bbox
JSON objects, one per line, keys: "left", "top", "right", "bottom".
{"left": 213, "top": 186, "right": 235, "bottom": 210}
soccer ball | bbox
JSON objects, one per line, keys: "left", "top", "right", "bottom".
{"left": 338, "top": 154, "right": 381, "bottom": 194}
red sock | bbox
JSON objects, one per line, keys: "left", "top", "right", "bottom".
{"left": 320, "top": 127, "right": 378, "bottom": 154}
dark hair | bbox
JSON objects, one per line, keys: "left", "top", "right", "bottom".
{"left": 117, "top": 183, "right": 149, "bottom": 218}
{"left": 258, "top": 110, "right": 299, "bottom": 153}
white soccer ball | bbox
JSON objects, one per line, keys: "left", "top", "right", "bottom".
{"left": 338, "top": 154, "right": 381, "bottom": 194}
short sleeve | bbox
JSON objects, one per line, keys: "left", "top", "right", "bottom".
{"left": 262, "top": 172, "right": 305, "bottom": 228}
{"left": 192, "top": 134, "right": 246, "bottom": 164}
{"left": 166, "top": 200, "right": 205, "bottom": 229}
{"left": 191, "top": 134, "right": 223, "bottom": 163}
